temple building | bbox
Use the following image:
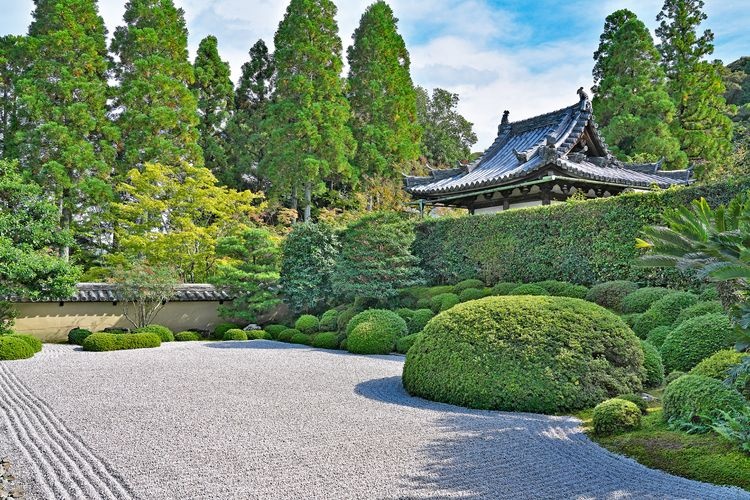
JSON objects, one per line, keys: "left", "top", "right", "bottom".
{"left": 404, "top": 88, "right": 691, "bottom": 214}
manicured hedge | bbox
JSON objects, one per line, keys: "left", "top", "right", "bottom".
{"left": 645, "top": 326, "right": 671, "bottom": 349}
{"left": 663, "top": 374, "right": 746, "bottom": 426}
{"left": 319, "top": 310, "right": 338, "bottom": 331}
{"left": 585, "top": 280, "right": 639, "bottom": 312}
{"left": 593, "top": 398, "right": 642, "bottom": 435}
{"left": 396, "top": 332, "right": 422, "bottom": 354}
{"left": 403, "top": 296, "right": 645, "bottom": 414}
{"left": 509, "top": 284, "right": 547, "bottom": 296}
{"left": 294, "top": 315, "right": 319, "bottom": 334}
{"left": 247, "top": 330, "right": 272, "bottom": 340}
{"left": 454, "top": 279, "right": 484, "bottom": 293}
{"left": 491, "top": 282, "right": 520, "bottom": 296}
{"left": 616, "top": 393, "right": 649, "bottom": 415}
{"left": 640, "top": 340, "right": 665, "bottom": 388}
{"left": 620, "top": 287, "right": 671, "bottom": 314}
{"left": 12, "top": 334, "right": 42, "bottom": 353}
{"left": 134, "top": 324, "right": 174, "bottom": 342}
{"left": 277, "top": 328, "right": 300, "bottom": 342}
{"left": 632, "top": 292, "right": 698, "bottom": 338}
{"left": 407, "top": 309, "right": 434, "bottom": 334}
{"left": 175, "top": 331, "right": 201, "bottom": 341}
{"left": 82, "top": 333, "right": 161, "bottom": 352}
{"left": 223, "top": 329, "right": 248, "bottom": 341}
{"left": 533, "top": 280, "right": 588, "bottom": 299}
{"left": 264, "top": 324, "right": 288, "bottom": 339}
{"left": 347, "top": 322, "right": 396, "bottom": 354}
{"left": 213, "top": 323, "right": 240, "bottom": 340}
{"left": 690, "top": 350, "right": 747, "bottom": 381}
{"left": 430, "top": 293, "right": 460, "bottom": 312}
{"left": 0, "top": 335, "right": 35, "bottom": 360}
{"left": 346, "top": 309, "right": 408, "bottom": 339}
{"left": 660, "top": 313, "right": 734, "bottom": 372}
{"left": 290, "top": 332, "right": 313, "bottom": 345}
{"left": 458, "top": 288, "right": 486, "bottom": 302}
{"left": 68, "top": 328, "right": 93, "bottom": 345}
{"left": 312, "top": 332, "right": 339, "bottom": 349}
{"left": 672, "top": 301, "right": 724, "bottom": 327}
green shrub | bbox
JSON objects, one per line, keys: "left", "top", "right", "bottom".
{"left": 645, "top": 326, "right": 671, "bottom": 349}
{"left": 621, "top": 287, "right": 670, "bottom": 313}
{"left": 319, "top": 310, "right": 338, "bottom": 331}
{"left": 223, "top": 329, "right": 248, "bottom": 341}
{"left": 663, "top": 374, "right": 747, "bottom": 426}
{"left": 454, "top": 279, "right": 484, "bottom": 293}
{"left": 82, "top": 332, "right": 161, "bottom": 352}
{"left": 632, "top": 292, "right": 698, "bottom": 338}
{"left": 509, "top": 284, "right": 548, "bottom": 296}
{"left": 593, "top": 398, "right": 642, "bottom": 435}
{"left": 396, "top": 332, "right": 422, "bottom": 354}
{"left": 396, "top": 308, "right": 415, "bottom": 322}
{"left": 339, "top": 338, "right": 347, "bottom": 350}
{"left": 430, "top": 293, "right": 460, "bottom": 312}
{"left": 665, "top": 371, "right": 686, "bottom": 385}
{"left": 345, "top": 309, "right": 408, "bottom": 340}
{"left": 68, "top": 327, "right": 93, "bottom": 345}
{"left": 491, "top": 282, "right": 520, "bottom": 296}
{"left": 134, "top": 324, "right": 174, "bottom": 342}
{"left": 290, "top": 332, "right": 312, "bottom": 345}
{"left": 264, "top": 324, "right": 288, "bottom": 339}
{"left": 620, "top": 313, "right": 642, "bottom": 328}
{"left": 690, "top": 350, "right": 747, "bottom": 381}
{"left": 699, "top": 287, "right": 720, "bottom": 302}
{"left": 347, "top": 322, "right": 397, "bottom": 354}
{"left": 294, "top": 315, "right": 319, "bottom": 334}
{"left": 12, "top": 334, "right": 42, "bottom": 353}
{"left": 533, "top": 280, "right": 588, "bottom": 299}
{"left": 403, "top": 296, "right": 645, "bottom": 414}
{"left": 458, "top": 288, "right": 486, "bottom": 302}
{"left": 408, "top": 309, "right": 434, "bottom": 334}
{"left": 672, "top": 301, "right": 724, "bottom": 327}
{"left": 586, "top": 280, "right": 639, "bottom": 311}
{"left": 415, "top": 298, "right": 431, "bottom": 309}
{"left": 0, "top": 336, "right": 35, "bottom": 360}
{"left": 247, "top": 330, "right": 272, "bottom": 340}
{"left": 616, "top": 393, "right": 649, "bottom": 415}
{"left": 660, "top": 313, "right": 734, "bottom": 372}
{"left": 277, "top": 328, "right": 299, "bottom": 342}
{"left": 213, "top": 322, "right": 240, "bottom": 340}
{"left": 337, "top": 307, "right": 358, "bottom": 333}
{"left": 312, "top": 331, "right": 339, "bottom": 349}
{"left": 175, "top": 331, "right": 201, "bottom": 341}
{"left": 640, "top": 340, "right": 665, "bottom": 388}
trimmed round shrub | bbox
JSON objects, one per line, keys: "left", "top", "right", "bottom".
{"left": 415, "top": 298, "right": 431, "bottom": 309}
{"left": 0, "top": 336, "right": 35, "bottom": 360}
{"left": 347, "top": 322, "right": 397, "bottom": 355}
{"left": 616, "top": 393, "right": 648, "bottom": 415}
{"left": 491, "top": 282, "right": 520, "bottom": 296}
{"left": 339, "top": 338, "right": 348, "bottom": 351}
{"left": 337, "top": 308, "right": 358, "bottom": 333}
{"left": 396, "top": 332, "right": 423, "bottom": 354}
{"left": 294, "top": 314, "right": 319, "bottom": 334}
{"left": 660, "top": 313, "right": 734, "bottom": 372}
{"left": 223, "top": 329, "right": 248, "bottom": 341}
{"left": 319, "top": 310, "right": 338, "bottom": 331}
{"left": 586, "top": 280, "right": 639, "bottom": 312}
{"left": 458, "top": 288, "right": 486, "bottom": 302}
{"left": 408, "top": 309, "right": 434, "bottom": 334}
{"left": 632, "top": 292, "right": 698, "bottom": 338}
{"left": 640, "top": 340, "right": 665, "bottom": 388}
{"left": 593, "top": 398, "right": 642, "bottom": 435}
{"left": 620, "top": 287, "right": 670, "bottom": 314}
{"left": 290, "top": 332, "right": 312, "bottom": 345}
{"left": 665, "top": 371, "right": 686, "bottom": 385}
{"left": 68, "top": 327, "right": 93, "bottom": 345}
{"left": 312, "top": 331, "right": 339, "bottom": 349}
{"left": 509, "top": 284, "right": 548, "bottom": 296}
{"left": 620, "top": 313, "right": 642, "bottom": 329}
{"left": 396, "top": 308, "right": 415, "bottom": 322}
{"left": 248, "top": 330, "right": 272, "bottom": 340}
{"left": 699, "top": 287, "right": 720, "bottom": 302}
{"left": 213, "top": 322, "right": 240, "bottom": 340}
{"left": 12, "top": 334, "right": 42, "bottom": 353}
{"left": 82, "top": 332, "right": 161, "bottom": 352}
{"left": 533, "top": 280, "right": 588, "bottom": 299}
{"left": 454, "top": 279, "right": 485, "bottom": 293}
{"left": 346, "top": 309, "right": 408, "bottom": 339}
{"left": 663, "top": 374, "right": 747, "bottom": 425}
{"left": 134, "top": 324, "right": 174, "bottom": 342}
{"left": 430, "top": 293, "right": 460, "bottom": 313}
{"left": 672, "top": 301, "right": 724, "bottom": 327}
{"left": 264, "top": 324, "right": 288, "bottom": 339}
{"left": 403, "top": 296, "right": 645, "bottom": 414}
{"left": 175, "top": 331, "right": 201, "bottom": 342}
{"left": 645, "top": 326, "right": 671, "bottom": 349}
{"left": 277, "top": 328, "right": 299, "bottom": 342}
{"left": 690, "top": 350, "right": 747, "bottom": 381}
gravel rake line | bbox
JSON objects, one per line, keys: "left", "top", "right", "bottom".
{"left": 0, "top": 365, "right": 136, "bottom": 500}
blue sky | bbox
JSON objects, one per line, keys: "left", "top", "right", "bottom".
{"left": 1, "top": 0, "right": 747, "bottom": 148}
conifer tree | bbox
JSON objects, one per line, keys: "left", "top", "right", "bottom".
{"left": 15, "top": 0, "right": 117, "bottom": 261}
{"left": 592, "top": 13, "right": 687, "bottom": 168}
{"left": 656, "top": 0, "right": 733, "bottom": 174}
{"left": 261, "top": 0, "right": 356, "bottom": 221}
{"left": 111, "top": 0, "right": 202, "bottom": 170}
{"left": 192, "top": 35, "right": 233, "bottom": 180}
{"left": 0, "top": 35, "right": 25, "bottom": 160}
{"left": 592, "top": 9, "right": 636, "bottom": 93}
{"left": 416, "top": 86, "right": 477, "bottom": 167}
{"left": 347, "top": 1, "right": 421, "bottom": 185}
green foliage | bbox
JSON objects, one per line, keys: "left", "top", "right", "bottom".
{"left": 690, "top": 350, "right": 747, "bottom": 380}
{"left": 661, "top": 313, "right": 734, "bottom": 372}
{"left": 663, "top": 374, "right": 746, "bottom": 427}
{"left": 616, "top": 393, "right": 649, "bottom": 415}
{"left": 223, "top": 329, "right": 248, "bottom": 341}
{"left": 415, "top": 87, "right": 477, "bottom": 167}
{"left": 395, "top": 332, "right": 422, "bottom": 354}
{"left": 593, "top": 399, "right": 642, "bottom": 435}
{"left": 280, "top": 223, "right": 339, "bottom": 313}
{"left": 509, "top": 284, "right": 548, "bottom": 296}
{"left": 213, "top": 323, "right": 240, "bottom": 340}
{"left": 174, "top": 331, "right": 201, "bottom": 342}
{"left": 110, "top": 262, "right": 178, "bottom": 330}
{"left": 294, "top": 315, "right": 319, "bottom": 335}
{"left": 673, "top": 301, "right": 724, "bottom": 326}
{"left": 533, "top": 280, "right": 588, "bottom": 299}
{"left": 403, "top": 296, "right": 645, "bottom": 413}
{"left": 311, "top": 332, "right": 339, "bottom": 349}
{"left": 641, "top": 340, "right": 666, "bottom": 388}
{"left": 430, "top": 293, "right": 460, "bottom": 313}
{"left": 586, "top": 280, "right": 640, "bottom": 311}
{"left": 347, "top": 321, "right": 395, "bottom": 355}
{"left": 277, "top": 328, "right": 299, "bottom": 342}
{"left": 621, "top": 287, "right": 671, "bottom": 314}
{"left": 247, "top": 330, "right": 272, "bottom": 340}
{"left": 346, "top": 309, "right": 407, "bottom": 339}
{"left": 453, "top": 279, "right": 484, "bottom": 293}
{"left": 709, "top": 407, "right": 750, "bottom": 454}
{"left": 134, "top": 325, "right": 174, "bottom": 343}
{"left": 646, "top": 325, "right": 672, "bottom": 349}
{"left": 0, "top": 335, "right": 35, "bottom": 360}
{"left": 289, "top": 332, "right": 312, "bottom": 345}
{"left": 699, "top": 287, "right": 720, "bottom": 301}
{"left": 621, "top": 313, "right": 643, "bottom": 328}
{"left": 68, "top": 328, "right": 93, "bottom": 346}
{"left": 0, "top": 302, "right": 16, "bottom": 335}
{"left": 665, "top": 371, "right": 686, "bottom": 385}
{"left": 319, "top": 310, "right": 338, "bottom": 332}
{"left": 491, "top": 282, "right": 520, "bottom": 296}
{"left": 633, "top": 292, "right": 698, "bottom": 337}
{"left": 82, "top": 332, "right": 161, "bottom": 352}
{"left": 407, "top": 309, "right": 434, "bottom": 334}
{"left": 264, "top": 324, "right": 288, "bottom": 339}
{"left": 11, "top": 334, "right": 41, "bottom": 353}
{"left": 336, "top": 307, "right": 358, "bottom": 334}
{"left": 458, "top": 288, "right": 485, "bottom": 302}
{"left": 333, "top": 213, "right": 423, "bottom": 305}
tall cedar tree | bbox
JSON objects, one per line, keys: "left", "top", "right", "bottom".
{"left": 592, "top": 13, "right": 687, "bottom": 169}
{"left": 656, "top": 0, "right": 733, "bottom": 176}
{"left": 261, "top": 0, "right": 356, "bottom": 221}
{"left": 347, "top": 1, "right": 421, "bottom": 186}
{"left": 224, "top": 39, "right": 275, "bottom": 189}
{"left": 592, "top": 9, "right": 636, "bottom": 92}
{"left": 416, "top": 86, "right": 477, "bottom": 167}
{"left": 0, "top": 35, "right": 26, "bottom": 160}
{"left": 111, "top": 0, "right": 202, "bottom": 170}
{"left": 16, "top": 0, "right": 117, "bottom": 261}
{"left": 192, "top": 36, "right": 233, "bottom": 181}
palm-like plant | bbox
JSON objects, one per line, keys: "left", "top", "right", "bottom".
{"left": 637, "top": 194, "right": 750, "bottom": 351}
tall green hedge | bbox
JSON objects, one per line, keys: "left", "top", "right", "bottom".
{"left": 412, "top": 180, "right": 750, "bottom": 287}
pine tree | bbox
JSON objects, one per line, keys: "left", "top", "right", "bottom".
{"left": 261, "top": 0, "right": 356, "bottom": 222}
{"left": 111, "top": 0, "right": 202, "bottom": 170}
{"left": 592, "top": 8, "right": 637, "bottom": 92}
{"left": 15, "top": 0, "right": 118, "bottom": 261}
{"left": 592, "top": 12, "right": 687, "bottom": 169}
{"left": 347, "top": 1, "right": 421, "bottom": 186}
{"left": 656, "top": 0, "right": 734, "bottom": 174}
{"left": 416, "top": 86, "right": 477, "bottom": 167}
{"left": 224, "top": 39, "right": 275, "bottom": 189}
{"left": 192, "top": 36, "right": 233, "bottom": 181}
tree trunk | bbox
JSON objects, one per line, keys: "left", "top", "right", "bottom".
{"left": 59, "top": 194, "right": 71, "bottom": 262}
{"left": 303, "top": 181, "right": 312, "bottom": 222}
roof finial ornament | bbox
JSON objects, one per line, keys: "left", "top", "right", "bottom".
{"left": 501, "top": 110, "right": 510, "bottom": 125}
{"left": 577, "top": 87, "right": 589, "bottom": 101}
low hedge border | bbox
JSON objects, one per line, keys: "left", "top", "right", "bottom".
{"left": 82, "top": 333, "right": 161, "bottom": 352}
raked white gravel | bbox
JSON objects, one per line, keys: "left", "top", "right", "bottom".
{"left": 0, "top": 341, "right": 748, "bottom": 499}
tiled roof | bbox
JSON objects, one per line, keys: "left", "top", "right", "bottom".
{"left": 13, "top": 283, "right": 232, "bottom": 303}
{"left": 405, "top": 90, "right": 691, "bottom": 196}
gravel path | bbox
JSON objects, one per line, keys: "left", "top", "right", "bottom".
{"left": 0, "top": 341, "right": 748, "bottom": 499}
